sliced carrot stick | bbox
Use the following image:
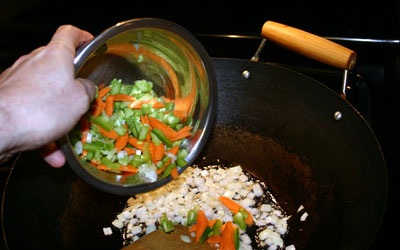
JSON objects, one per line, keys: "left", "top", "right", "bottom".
{"left": 168, "top": 145, "right": 180, "bottom": 156}
{"left": 208, "top": 219, "right": 217, "bottom": 228}
{"left": 172, "top": 110, "right": 187, "bottom": 120}
{"left": 153, "top": 143, "right": 165, "bottom": 161}
{"left": 119, "top": 165, "right": 138, "bottom": 173}
{"left": 90, "top": 160, "right": 99, "bottom": 166}
{"left": 219, "top": 221, "right": 235, "bottom": 250}
{"left": 148, "top": 142, "right": 156, "bottom": 164}
{"left": 123, "top": 147, "right": 136, "bottom": 155}
{"left": 152, "top": 101, "right": 164, "bottom": 108}
{"left": 207, "top": 235, "right": 221, "bottom": 245}
{"left": 218, "top": 196, "right": 254, "bottom": 226}
{"left": 128, "top": 137, "right": 143, "bottom": 150}
{"left": 97, "top": 164, "right": 113, "bottom": 171}
{"left": 98, "top": 86, "right": 111, "bottom": 98}
{"left": 81, "top": 133, "right": 87, "bottom": 144}
{"left": 115, "top": 126, "right": 129, "bottom": 152}
{"left": 105, "top": 95, "right": 114, "bottom": 116}
{"left": 176, "top": 126, "right": 193, "bottom": 135}
{"left": 96, "top": 125, "right": 118, "bottom": 140}
{"left": 189, "top": 223, "right": 198, "bottom": 233}
{"left": 170, "top": 167, "right": 179, "bottom": 179}
{"left": 91, "top": 96, "right": 105, "bottom": 117}
{"left": 128, "top": 100, "right": 145, "bottom": 109}
{"left": 112, "top": 93, "right": 136, "bottom": 102}
{"left": 171, "top": 131, "right": 191, "bottom": 141}
{"left": 195, "top": 210, "right": 209, "bottom": 243}
{"left": 148, "top": 116, "right": 178, "bottom": 140}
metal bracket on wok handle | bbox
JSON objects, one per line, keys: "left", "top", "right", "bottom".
{"left": 252, "top": 21, "right": 357, "bottom": 99}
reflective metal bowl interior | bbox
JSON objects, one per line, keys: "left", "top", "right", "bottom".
{"left": 62, "top": 18, "right": 217, "bottom": 195}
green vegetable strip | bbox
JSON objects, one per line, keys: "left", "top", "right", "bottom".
{"left": 72, "top": 78, "right": 193, "bottom": 181}
{"left": 151, "top": 128, "right": 173, "bottom": 147}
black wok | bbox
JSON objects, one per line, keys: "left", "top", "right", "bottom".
{"left": 1, "top": 22, "right": 387, "bottom": 250}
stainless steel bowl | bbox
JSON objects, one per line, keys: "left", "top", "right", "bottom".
{"left": 61, "top": 18, "right": 217, "bottom": 195}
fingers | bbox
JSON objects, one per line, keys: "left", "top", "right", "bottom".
{"left": 39, "top": 142, "right": 66, "bottom": 168}
{"left": 47, "top": 25, "right": 93, "bottom": 55}
{"left": 76, "top": 78, "right": 96, "bottom": 103}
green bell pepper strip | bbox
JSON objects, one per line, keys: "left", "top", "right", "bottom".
{"left": 92, "top": 115, "right": 113, "bottom": 131}
{"left": 208, "top": 219, "right": 222, "bottom": 237}
{"left": 233, "top": 210, "right": 247, "bottom": 230}
{"left": 110, "top": 79, "right": 122, "bottom": 95}
{"left": 150, "top": 131, "right": 162, "bottom": 145}
{"left": 82, "top": 143, "right": 103, "bottom": 152}
{"left": 176, "top": 149, "right": 188, "bottom": 167}
{"left": 159, "top": 213, "right": 174, "bottom": 233}
{"left": 151, "top": 128, "right": 173, "bottom": 147}
{"left": 234, "top": 227, "right": 240, "bottom": 250}
{"left": 199, "top": 226, "right": 213, "bottom": 243}
{"left": 186, "top": 209, "right": 198, "bottom": 226}
{"left": 160, "top": 162, "right": 176, "bottom": 179}
{"left": 141, "top": 103, "right": 153, "bottom": 115}
{"left": 100, "top": 157, "right": 120, "bottom": 170}
{"left": 138, "top": 124, "right": 150, "bottom": 141}
{"left": 114, "top": 125, "right": 128, "bottom": 136}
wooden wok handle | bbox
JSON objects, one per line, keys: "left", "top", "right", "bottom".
{"left": 261, "top": 21, "right": 357, "bottom": 70}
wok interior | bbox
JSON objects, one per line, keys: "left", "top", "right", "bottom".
{"left": 2, "top": 59, "right": 386, "bottom": 250}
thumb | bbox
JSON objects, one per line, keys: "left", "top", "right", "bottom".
{"left": 76, "top": 77, "right": 96, "bottom": 102}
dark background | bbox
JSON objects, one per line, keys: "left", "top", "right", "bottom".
{"left": 1, "top": 1, "right": 398, "bottom": 249}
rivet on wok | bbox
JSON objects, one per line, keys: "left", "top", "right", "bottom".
{"left": 242, "top": 70, "right": 250, "bottom": 79}
{"left": 334, "top": 111, "right": 342, "bottom": 120}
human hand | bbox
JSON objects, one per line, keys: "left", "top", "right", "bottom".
{"left": 0, "top": 25, "right": 96, "bottom": 167}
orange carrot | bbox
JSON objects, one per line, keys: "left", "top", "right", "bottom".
{"left": 207, "top": 235, "right": 221, "bottom": 245}
{"left": 189, "top": 223, "right": 198, "bottom": 233}
{"left": 218, "top": 196, "right": 254, "bottom": 226}
{"left": 81, "top": 133, "right": 87, "bottom": 144}
{"left": 170, "top": 167, "right": 179, "bottom": 179}
{"left": 195, "top": 210, "right": 209, "bottom": 243}
{"left": 153, "top": 143, "right": 165, "bottom": 161}
{"left": 112, "top": 93, "right": 135, "bottom": 102}
{"left": 97, "top": 164, "right": 113, "bottom": 171}
{"left": 98, "top": 86, "right": 111, "bottom": 98}
{"left": 152, "top": 101, "right": 164, "bottom": 108}
{"left": 97, "top": 83, "right": 106, "bottom": 90}
{"left": 208, "top": 219, "right": 217, "bottom": 228}
{"left": 155, "top": 142, "right": 179, "bottom": 175}
{"left": 128, "top": 100, "right": 145, "bottom": 109}
{"left": 105, "top": 95, "right": 114, "bottom": 116}
{"left": 96, "top": 125, "right": 118, "bottom": 140}
{"left": 91, "top": 96, "right": 105, "bottom": 117}
{"left": 115, "top": 126, "right": 129, "bottom": 152}
{"left": 172, "top": 110, "right": 187, "bottom": 120}
{"left": 148, "top": 142, "right": 156, "bottom": 164}
{"left": 171, "top": 131, "right": 191, "bottom": 141}
{"left": 219, "top": 221, "right": 235, "bottom": 250}
{"left": 168, "top": 145, "right": 180, "bottom": 156}
{"left": 128, "top": 137, "right": 143, "bottom": 150}
{"left": 148, "top": 116, "right": 178, "bottom": 140}
{"left": 119, "top": 165, "right": 138, "bottom": 173}
{"left": 176, "top": 126, "right": 193, "bottom": 135}
{"left": 123, "top": 147, "right": 136, "bottom": 155}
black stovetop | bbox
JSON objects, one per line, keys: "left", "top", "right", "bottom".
{"left": 1, "top": 1, "right": 398, "bottom": 249}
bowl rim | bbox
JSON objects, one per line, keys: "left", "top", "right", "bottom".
{"left": 61, "top": 18, "right": 217, "bottom": 195}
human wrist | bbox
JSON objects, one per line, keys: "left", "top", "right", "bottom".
{"left": 0, "top": 95, "right": 20, "bottom": 162}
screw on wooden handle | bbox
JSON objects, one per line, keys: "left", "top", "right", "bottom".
{"left": 261, "top": 21, "right": 357, "bottom": 70}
